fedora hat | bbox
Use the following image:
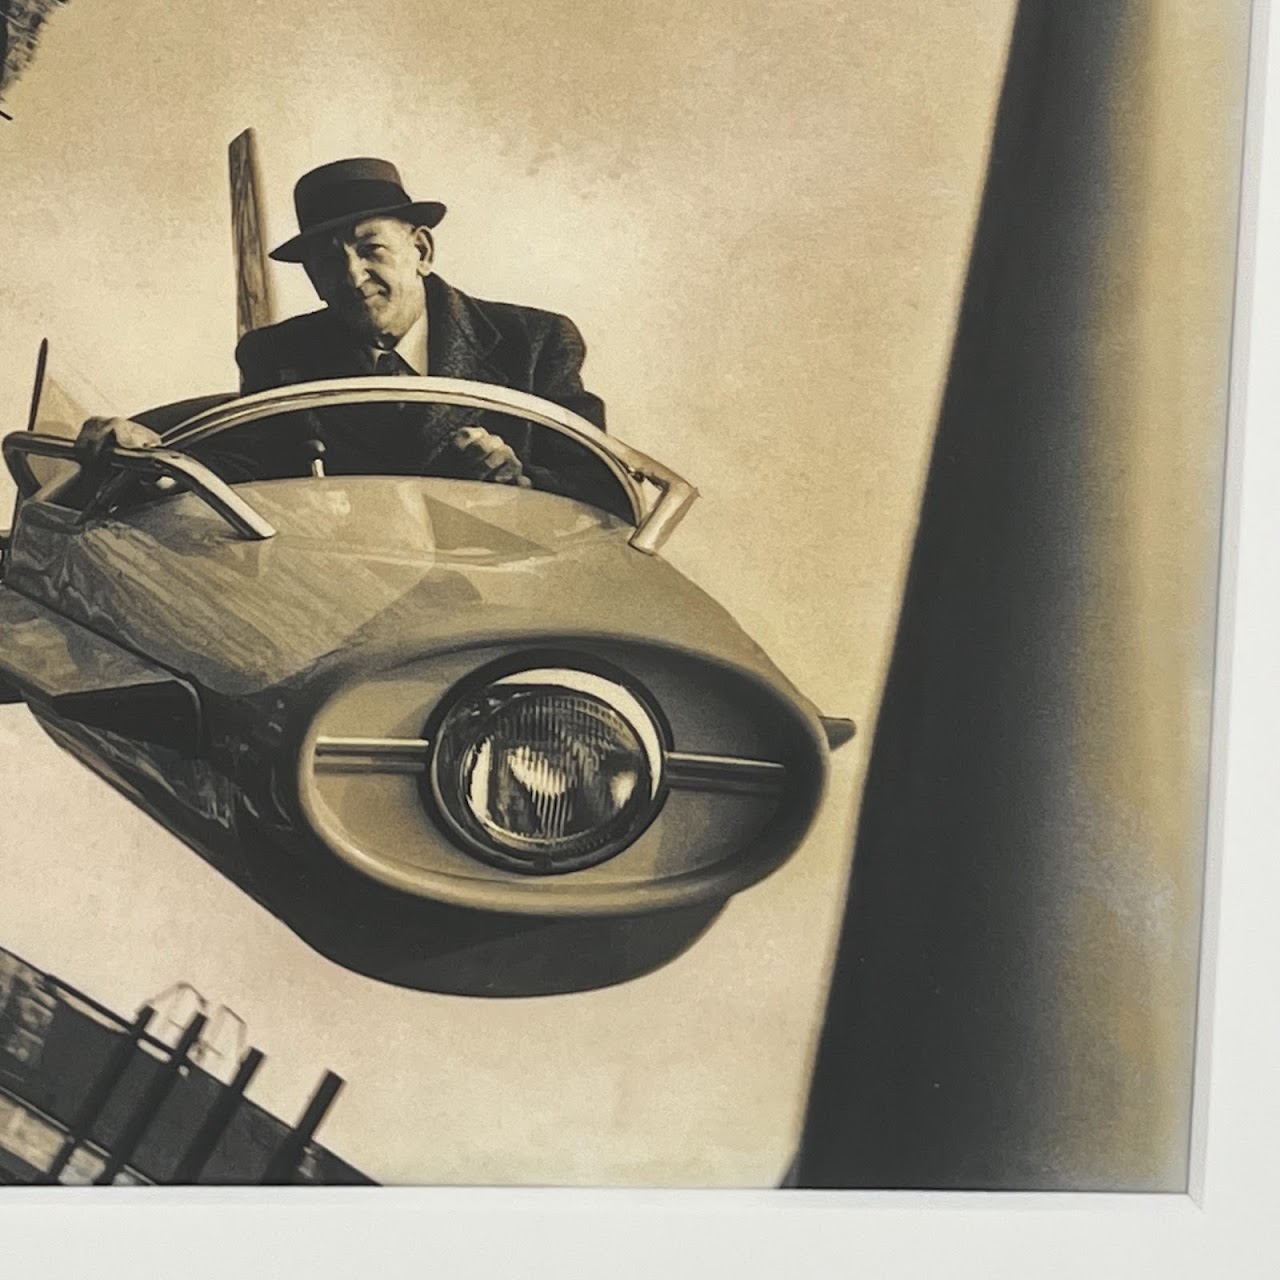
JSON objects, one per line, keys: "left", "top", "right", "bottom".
{"left": 269, "top": 157, "right": 446, "bottom": 263}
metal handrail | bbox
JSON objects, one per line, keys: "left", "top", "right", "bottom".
{"left": 260, "top": 1070, "right": 344, "bottom": 1185}
{"left": 164, "top": 376, "right": 699, "bottom": 555}
{"left": 91, "top": 1011, "right": 207, "bottom": 1186}
{"left": 38, "top": 1004, "right": 157, "bottom": 1185}
{"left": 1, "top": 433, "right": 276, "bottom": 541}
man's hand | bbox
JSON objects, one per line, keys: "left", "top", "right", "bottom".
{"left": 443, "top": 426, "right": 531, "bottom": 487}
{"left": 75, "top": 416, "right": 163, "bottom": 465}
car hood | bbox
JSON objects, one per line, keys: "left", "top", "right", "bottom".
{"left": 7, "top": 477, "right": 795, "bottom": 702}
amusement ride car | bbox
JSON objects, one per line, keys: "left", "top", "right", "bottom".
{"left": 0, "top": 136, "right": 854, "bottom": 997}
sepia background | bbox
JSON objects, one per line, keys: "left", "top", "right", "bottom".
{"left": 0, "top": 0, "right": 1246, "bottom": 1186}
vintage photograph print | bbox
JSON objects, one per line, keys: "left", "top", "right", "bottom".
{"left": 0, "top": 0, "right": 1250, "bottom": 1189}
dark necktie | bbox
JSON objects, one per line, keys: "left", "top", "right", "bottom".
{"left": 375, "top": 349, "right": 413, "bottom": 377}
{"left": 371, "top": 347, "right": 452, "bottom": 469}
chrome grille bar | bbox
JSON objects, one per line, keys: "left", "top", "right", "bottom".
{"left": 313, "top": 737, "right": 787, "bottom": 795}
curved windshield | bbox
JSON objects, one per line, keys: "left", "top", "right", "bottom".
{"left": 7, "top": 378, "right": 697, "bottom": 557}
{"left": 160, "top": 378, "right": 698, "bottom": 554}
{"left": 174, "top": 398, "right": 634, "bottom": 522}
{"left": 17, "top": 348, "right": 123, "bottom": 499}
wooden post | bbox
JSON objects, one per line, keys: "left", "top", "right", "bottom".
{"left": 228, "top": 128, "right": 277, "bottom": 339}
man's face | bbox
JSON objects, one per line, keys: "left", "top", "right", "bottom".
{"left": 303, "top": 216, "right": 433, "bottom": 344}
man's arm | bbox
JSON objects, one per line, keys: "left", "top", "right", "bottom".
{"left": 529, "top": 314, "right": 606, "bottom": 431}
{"left": 518, "top": 313, "right": 620, "bottom": 506}
{"left": 58, "top": 417, "right": 165, "bottom": 510}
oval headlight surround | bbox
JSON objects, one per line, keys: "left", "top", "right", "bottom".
{"left": 428, "top": 667, "right": 668, "bottom": 874}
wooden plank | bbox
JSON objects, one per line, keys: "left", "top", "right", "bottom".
{"left": 228, "top": 128, "right": 277, "bottom": 339}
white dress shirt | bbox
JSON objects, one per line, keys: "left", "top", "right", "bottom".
{"left": 370, "top": 310, "right": 428, "bottom": 375}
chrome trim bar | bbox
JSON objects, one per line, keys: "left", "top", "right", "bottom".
{"left": 313, "top": 733, "right": 785, "bottom": 795}
{"left": 627, "top": 469, "right": 700, "bottom": 556}
{"left": 665, "top": 752, "right": 787, "bottom": 795}
{"left": 314, "top": 736, "right": 432, "bottom": 774}
{"left": 162, "top": 376, "right": 698, "bottom": 555}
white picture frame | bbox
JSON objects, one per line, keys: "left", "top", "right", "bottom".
{"left": 3, "top": 0, "right": 1277, "bottom": 1270}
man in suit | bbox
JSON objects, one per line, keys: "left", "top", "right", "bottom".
{"left": 232, "top": 156, "right": 606, "bottom": 489}
{"left": 81, "top": 158, "right": 608, "bottom": 497}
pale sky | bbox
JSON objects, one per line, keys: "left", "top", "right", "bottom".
{"left": 0, "top": 0, "right": 1014, "bottom": 1184}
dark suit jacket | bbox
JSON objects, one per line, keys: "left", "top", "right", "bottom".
{"left": 229, "top": 275, "right": 617, "bottom": 506}
{"left": 236, "top": 274, "right": 605, "bottom": 426}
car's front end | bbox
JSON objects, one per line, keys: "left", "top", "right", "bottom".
{"left": 1, "top": 378, "right": 851, "bottom": 995}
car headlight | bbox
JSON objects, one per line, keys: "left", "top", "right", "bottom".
{"left": 428, "top": 668, "right": 667, "bottom": 873}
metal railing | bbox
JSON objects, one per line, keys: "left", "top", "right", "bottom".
{"left": 2, "top": 946, "right": 360, "bottom": 1186}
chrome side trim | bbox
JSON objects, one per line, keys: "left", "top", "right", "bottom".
{"left": 665, "top": 752, "right": 787, "bottom": 795}
{"left": 313, "top": 734, "right": 786, "bottom": 795}
{"left": 314, "top": 736, "right": 431, "bottom": 774}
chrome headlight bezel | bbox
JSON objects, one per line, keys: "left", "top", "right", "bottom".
{"left": 425, "top": 660, "right": 671, "bottom": 875}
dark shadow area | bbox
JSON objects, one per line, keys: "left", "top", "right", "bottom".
{"left": 796, "top": 0, "right": 1142, "bottom": 1189}
{"left": 241, "top": 814, "right": 725, "bottom": 998}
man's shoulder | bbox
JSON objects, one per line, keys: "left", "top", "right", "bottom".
{"left": 234, "top": 309, "right": 352, "bottom": 391}
{"left": 438, "top": 278, "right": 579, "bottom": 345}
{"left": 235, "top": 308, "right": 338, "bottom": 363}
{"left": 470, "top": 293, "right": 565, "bottom": 328}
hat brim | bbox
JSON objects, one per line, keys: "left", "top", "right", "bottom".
{"left": 269, "top": 200, "right": 447, "bottom": 263}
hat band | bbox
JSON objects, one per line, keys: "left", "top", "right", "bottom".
{"left": 297, "top": 178, "right": 412, "bottom": 232}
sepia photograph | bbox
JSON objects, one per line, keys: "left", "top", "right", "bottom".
{"left": 0, "top": 0, "right": 1260, "bottom": 1223}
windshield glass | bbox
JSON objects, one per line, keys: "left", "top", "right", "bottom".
{"left": 13, "top": 378, "right": 694, "bottom": 555}
{"left": 20, "top": 350, "right": 124, "bottom": 497}
{"left": 171, "top": 400, "right": 635, "bottom": 522}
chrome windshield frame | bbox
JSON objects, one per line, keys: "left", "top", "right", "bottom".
{"left": 163, "top": 376, "right": 699, "bottom": 555}
{"left": 1, "top": 433, "right": 277, "bottom": 541}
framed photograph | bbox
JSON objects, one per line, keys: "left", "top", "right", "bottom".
{"left": 1, "top": 0, "right": 1276, "bottom": 1270}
